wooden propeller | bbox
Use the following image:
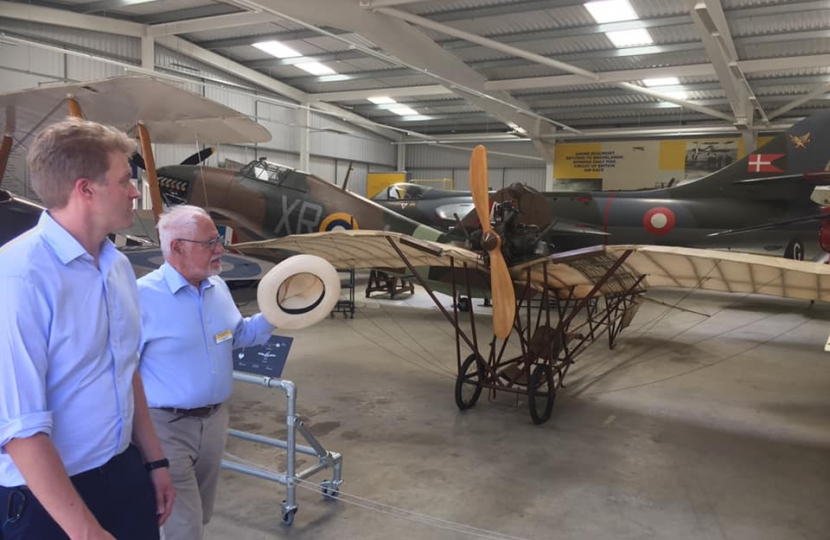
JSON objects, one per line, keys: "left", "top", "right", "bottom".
{"left": 470, "top": 145, "right": 516, "bottom": 339}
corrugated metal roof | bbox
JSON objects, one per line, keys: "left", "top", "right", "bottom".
{"left": 748, "top": 65, "right": 830, "bottom": 78}
{"left": 301, "top": 35, "right": 356, "bottom": 53}
{"left": 329, "top": 57, "right": 400, "bottom": 72}
{"left": 5, "top": 0, "right": 828, "bottom": 137}
{"left": 740, "top": 39, "right": 830, "bottom": 60}
{"left": 112, "top": 0, "right": 214, "bottom": 16}
{"left": 730, "top": 8, "right": 830, "bottom": 37}
{"left": 413, "top": 0, "right": 526, "bottom": 16}
{"left": 629, "top": 0, "right": 690, "bottom": 18}
{"left": 449, "top": 11, "right": 576, "bottom": 36}
{"left": 183, "top": 23, "right": 289, "bottom": 43}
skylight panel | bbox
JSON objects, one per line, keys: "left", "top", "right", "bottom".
{"left": 296, "top": 62, "right": 336, "bottom": 76}
{"left": 368, "top": 96, "right": 397, "bottom": 104}
{"left": 252, "top": 41, "right": 301, "bottom": 59}
{"left": 389, "top": 106, "right": 419, "bottom": 116}
{"left": 642, "top": 77, "right": 680, "bottom": 87}
{"left": 605, "top": 28, "right": 653, "bottom": 47}
{"left": 664, "top": 91, "right": 689, "bottom": 100}
{"left": 584, "top": 0, "right": 638, "bottom": 24}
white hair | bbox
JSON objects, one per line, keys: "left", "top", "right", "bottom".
{"left": 157, "top": 205, "right": 211, "bottom": 259}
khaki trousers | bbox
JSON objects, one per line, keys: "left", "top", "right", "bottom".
{"left": 150, "top": 404, "right": 229, "bottom": 540}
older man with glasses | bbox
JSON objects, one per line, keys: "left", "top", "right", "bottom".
{"left": 137, "top": 205, "right": 274, "bottom": 540}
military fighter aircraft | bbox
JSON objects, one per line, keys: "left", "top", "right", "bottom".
{"left": 372, "top": 111, "right": 830, "bottom": 261}
{"left": 371, "top": 182, "right": 478, "bottom": 230}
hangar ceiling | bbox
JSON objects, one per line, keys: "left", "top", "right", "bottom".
{"left": 2, "top": 0, "right": 829, "bottom": 145}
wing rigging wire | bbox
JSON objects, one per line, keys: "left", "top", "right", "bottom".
{"left": 563, "top": 263, "right": 815, "bottom": 398}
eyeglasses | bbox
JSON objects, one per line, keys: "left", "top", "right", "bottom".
{"left": 176, "top": 236, "right": 224, "bottom": 250}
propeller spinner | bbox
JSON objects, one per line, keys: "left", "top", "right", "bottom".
{"left": 470, "top": 145, "right": 516, "bottom": 339}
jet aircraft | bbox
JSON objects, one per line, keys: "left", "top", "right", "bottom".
{"left": 373, "top": 111, "right": 830, "bottom": 261}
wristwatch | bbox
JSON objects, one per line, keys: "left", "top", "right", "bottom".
{"left": 145, "top": 458, "right": 170, "bottom": 472}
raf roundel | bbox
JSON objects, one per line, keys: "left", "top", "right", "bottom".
{"left": 643, "top": 207, "right": 676, "bottom": 236}
{"left": 319, "top": 212, "right": 359, "bottom": 232}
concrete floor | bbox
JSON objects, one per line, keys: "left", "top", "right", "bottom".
{"left": 207, "top": 282, "right": 830, "bottom": 540}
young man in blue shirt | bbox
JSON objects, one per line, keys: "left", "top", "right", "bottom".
{"left": 138, "top": 205, "right": 274, "bottom": 540}
{"left": 0, "top": 118, "right": 175, "bottom": 539}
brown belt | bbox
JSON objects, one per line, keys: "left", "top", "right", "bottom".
{"left": 159, "top": 404, "right": 221, "bottom": 418}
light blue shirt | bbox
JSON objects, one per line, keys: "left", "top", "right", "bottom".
{"left": 138, "top": 263, "right": 274, "bottom": 409}
{"left": 0, "top": 212, "right": 140, "bottom": 486}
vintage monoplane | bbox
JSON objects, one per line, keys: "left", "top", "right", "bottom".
{"left": 233, "top": 146, "right": 830, "bottom": 424}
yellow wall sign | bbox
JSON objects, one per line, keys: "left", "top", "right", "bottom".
{"left": 367, "top": 172, "right": 407, "bottom": 199}
{"left": 553, "top": 143, "right": 603, "bottom": 179}
{"left": 554, "top": 135, "right": 775, "bottom": 190}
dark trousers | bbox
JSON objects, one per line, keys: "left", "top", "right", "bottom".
{"left": 0, "top": 444, "right": 159, "bottom": 540}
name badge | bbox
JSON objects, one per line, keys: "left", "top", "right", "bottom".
{"left": 215, "top": 330, "right": 233, "bottom": 344}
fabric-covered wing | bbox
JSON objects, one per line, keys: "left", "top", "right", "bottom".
{"left": 610, "top": 245, "right": 830, "bottom": 302}
{"left": 232, "top": 230, "right": 483, "bottom": 270}
{"left": 0, "top": 76, "right": 271, "bottom": 144}
{"left": 511, "top": 244, "right": 830, "bottom": 303}
{"left": 510, "top": 246, "right": 646, "bottom": 298}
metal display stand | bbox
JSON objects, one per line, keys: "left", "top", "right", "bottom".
{"left": 221, "top": 372, "right": 344, "bottom": 526}
{"left": 331, "top": 268, "right": 356, "bottom": 318}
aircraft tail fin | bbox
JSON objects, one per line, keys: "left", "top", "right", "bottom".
{"left": 669, "top": 109, "right": 830, "bottom": 201}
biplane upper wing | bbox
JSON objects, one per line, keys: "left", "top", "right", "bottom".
{"left": 0, "top": 76, "right": 271, "bottom": 144}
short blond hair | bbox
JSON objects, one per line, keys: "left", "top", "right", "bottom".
{"left": 27, "top": 117, "right": 136, "bottom": 209}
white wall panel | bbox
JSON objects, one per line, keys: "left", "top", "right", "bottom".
{"left": 66, "top": 56, "right": 125, "bottom": 81}
{"left": 0, "top": 43, "right": 65, "bottom": 84}
{"left": 406, "top": 141, "right": 544, "bottom": 169}
{"left": 205, "top": 86, "right": 255, "bottom": 116}
{"left": 0, "top": 19, "right": 140, "bottom": 63}
{"left": 309, "top": 156, "right": 335, "bottom": 181}
{"left": 347, "top": 162, "right": 369, "bottom": 196}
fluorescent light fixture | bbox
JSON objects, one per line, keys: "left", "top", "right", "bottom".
{"left": 664, "top": 91, "right": 689, "bottom": 100}
{"left": 399, "top": 115, "right": 432, "bottom": 121}
{"left": 318, "top": 74, "right": 351, "bottom": 83}
{"left": 252, "top": 41, "right": 301, "bottom": 59}
{"left": 389, "top": 106, "right": 419, "bottom": 116}
{"left": 584, "top": 0, "right": 639, "bottom": 24}
{"left": 296, "top": 62, "right": 336, "bottom": 76}
{"left": 368, "top": 96, "right": 397, "bottom": 104}
{"left": 507, "top": 122, "right": 527, "bottom": 134}
{"left": 605, "top": 28, "right": 653, "bottom": 47}
{"left": 642, "top": 77, "right": 680, "bottom": 87}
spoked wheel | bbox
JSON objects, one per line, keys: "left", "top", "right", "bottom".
{"left": 455, "top": 354, "right": 484, "bottom": 410}
{"left": 528, "top": 364, "right": 555, "bottom": 425}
